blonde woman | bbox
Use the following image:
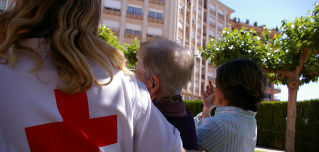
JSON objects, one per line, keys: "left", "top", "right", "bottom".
{"left": 0, "top": 0, "right": 182, "bottom": 151}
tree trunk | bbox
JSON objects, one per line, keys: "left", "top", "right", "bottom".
{"left": 285, "top": 48, "right": 309, "bottom": 152}
{"left": 285, "top": 74, "right": 300, "bottom": 152}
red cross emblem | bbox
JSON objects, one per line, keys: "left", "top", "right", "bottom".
{"left": 25, "top": 89, "right": 117, "bottom": 152}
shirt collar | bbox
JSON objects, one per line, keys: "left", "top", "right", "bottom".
{"left": 215, "top": 106, "right": 256, "bottom": 118}
{"left": 152, "top": 95, "right": 186, "bottom": 117}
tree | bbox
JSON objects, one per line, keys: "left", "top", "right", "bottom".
{"left": 245, "top": 19, "right": 250, "bottom": 24}
{"left": 232, "top": 17, "right": 237, "bottom": 23}
{"left": 98, "top": 25, "right": 139, "bottom": 72}
{"left": 201, "top": 3, "right": 319, "bottom": 152}
{"left": 254, "top": 21, "right": 258, "bottom": 26}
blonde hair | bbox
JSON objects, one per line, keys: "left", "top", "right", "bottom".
{"left": 0, "top": 0, "right": 126, "bottom": 94}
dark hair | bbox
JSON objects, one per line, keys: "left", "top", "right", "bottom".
{"left": 216, "top": 59, "right": 266, "bottom": 111}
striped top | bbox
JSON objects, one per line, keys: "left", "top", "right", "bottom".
{"left": 194, "top": 106, "right": 257, "bottom": 152}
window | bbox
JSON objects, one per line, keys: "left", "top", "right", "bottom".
{"left": 265, "top": 94, "right": 271, "bottom": 100}
{"left": 125, "top": 29, "right": 141, "bottom": 35}
{"left": 148, "top": 11, "right": 156, "bottom": 18}
{"left": 136, "top": 8, "right": 142, "bottom": 16}
{"left": 209, "top": 19, "right": 215, "bottom": 25}
{"left": 191, "top": 32, "right": 195, "bottom": 38}
{"left": 218, "top": 13, "right": 224, "bottom": 20}
{"left": 127, "top": 6, "right": 143, "bottom": 16}
{"left": 104, "top": 6, "right": 120, "bottom": 12}
{"left": 0, "top": 1, "right": 5, "bottom": 11}
{"left": 179, "top": 4, "right": 184, "bottom": 13}
{"left": 156, "top": 12, "right": 163, "bottom": 20}
{"left": 209, "top": 6, "right": 216, "bottom": 13}
{"left": 148, "top": 11, "right": 163, "bottom": 20}
{"left": 127, "top": 6, "right": 134, "bottom": 14}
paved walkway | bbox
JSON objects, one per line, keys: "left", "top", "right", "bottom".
{"left": 255, "top": 147, "right": 284, "bottom": 152}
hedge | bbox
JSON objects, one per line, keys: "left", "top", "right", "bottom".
{"left": 184, "top": 99, "right": 319, "bottom": 152}
{"left": 184, "top": 100, "right": 204, "bottom": 116}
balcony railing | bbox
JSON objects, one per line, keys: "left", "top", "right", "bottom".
{"left": 126, "top": 13, "right": 143, "bottom": 20}
{"left": 148, "top": 18, "right": 164, "bottom": 24}
{"left": 146, "top": 35, "right": 161, "bottom": 41}
{"left": 103, "top": 8, "right": 121, "bottom": 16}
{"left": 125, "top": 33, "right": 141, "bottom": 39}
{"left": 150, "top": 0, "right": 165, "bottom": 5}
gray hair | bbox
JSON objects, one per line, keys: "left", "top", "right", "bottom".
{"left": 139, "top": 39, "right": 194, "bottom": 96}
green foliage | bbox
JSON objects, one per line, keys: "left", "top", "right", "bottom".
{"left": 279, "top": 2, "right": 319, "bottom": 83}
{"left": 256, "top": 100, "right": 319, "bottom": 151}
{"left": 98, "top": 25, "right": 139, "bottom": 72}
{"left": 201, "top": 3, "right": 319, "bottom": 85}
{"left": 256, "top": 101, "right": 287, "bottom": 149}
{"left": 98, "top": 25, "right": 124, "bottom": 51}
{"left": 201, "top": 27, "right": 281, "bottom": 71}
{"left": 232, "top": 17, "right": 237, "bottom": 23}
{"left": 185, "top": 100, "right": 204, "bottom": 116}
{"left": 184, "top": 100, "right": 215, "bottom": 116}
{"left": 123, "top": 39, "right": 139, "bottom": 71}
{"left": 185, "top": 99, "right": 319, "bottom": 151}
{"left": 246, "top": 19, "right": 250, "bottom": 24}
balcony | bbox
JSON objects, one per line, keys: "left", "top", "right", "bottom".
{"left": 125, "top": 33, "right": 140, "bottom": 38}
{"left": 146, "top": 35, "right": 161, "bottom": 41}
{"left": 103, "top": 8, "right": 121, "bottom": 16}
{"left": 178, "top": 28, "right": 183, "bottom": 36}
{"left": 180, "top": 0, "right": 185, "bottom": 6}
{"left": 209, "top": 23, "right": 216, "bottom": 29}
{"left": 179, "top": 12, "right": 184, "bottom": 22}
{"left": 150, "top": 0, "right": 165, "bottom": 5}
{"left": 126, "top": 13, "right": 143, "bottom": 20}
{"left": 113, "top": 31, "right": 119, "bottom": 37}
{"left": 148, "top": 18, "right": 164, "bottom": 24}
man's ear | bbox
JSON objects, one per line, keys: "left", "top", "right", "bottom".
{"left": 148, "top": 75, "right": 160, "bottom": 100}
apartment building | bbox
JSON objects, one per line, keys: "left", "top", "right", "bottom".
{"left": 0, "top": 0, "right": 282, "bottom": 101}
{"left": 102, "top": 0, "right": 234, "bottom": 100}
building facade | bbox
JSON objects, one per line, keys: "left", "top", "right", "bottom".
{"left": 102, "top": 0, "right": 234, "bottom": 100}
{"left": 0, "top": 0, "right": 280, "bottom": 101}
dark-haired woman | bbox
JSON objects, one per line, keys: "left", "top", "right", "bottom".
{"left": 194, "top": 59, "right": 267, "bottom": 152}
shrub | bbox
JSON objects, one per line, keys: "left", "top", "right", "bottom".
{"left": 185, "top": 99, "right": 319, "bottom": 151}
{"left": 184, "top": 100, "right": 217, "bottom": 117}
{"left": 256, "top": 99, "right": 319, "bottom": 151}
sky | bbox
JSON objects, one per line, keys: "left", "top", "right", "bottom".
{"left": 219, "top": 0, "right": 319, "bottom": 101}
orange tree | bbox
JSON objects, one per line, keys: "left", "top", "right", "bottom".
{"left": 98, "top": 25, "right": 139, "bottom": 72}
{"left": 201, "top": 3, "right": 319, "bottom": 152}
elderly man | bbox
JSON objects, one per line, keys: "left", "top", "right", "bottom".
{"left": 136, "top": 39, "right": 198, "bottom": 150}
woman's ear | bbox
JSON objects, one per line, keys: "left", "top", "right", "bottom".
{"left": 148, "top": 75, "right": 160, "bottom": 100}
